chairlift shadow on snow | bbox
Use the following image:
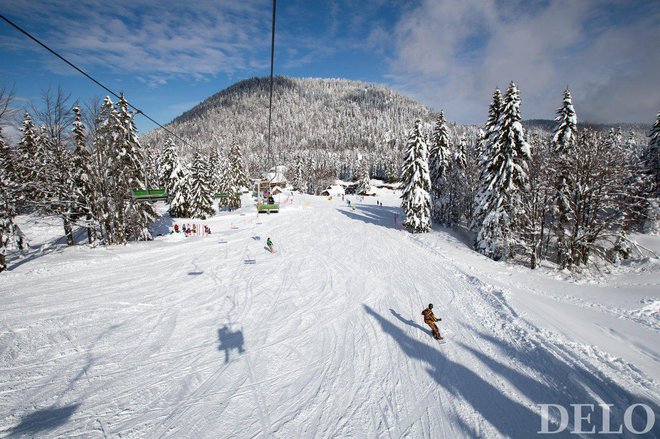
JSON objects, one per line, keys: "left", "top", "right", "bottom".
{"left": 9, "top": 403, "right": 81, "bottom": 436}
{"left": 217, "top": 325, "right": 245, "bottom": 363}
{"left": 364, "top": 305, "right": 660, "bottom": 438}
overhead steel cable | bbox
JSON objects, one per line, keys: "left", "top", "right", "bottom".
{"left": 266, "top": 0, "right": 276, "bottom": 168}
{"left": 0, "top": 13, "right": 199, "bottom": 151}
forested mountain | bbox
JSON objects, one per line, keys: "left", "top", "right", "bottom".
{"left": 141, "top": 76, "right": 434, "bottom": 177}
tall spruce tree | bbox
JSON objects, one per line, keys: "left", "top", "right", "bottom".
{"left": 472, "top": 89, "right": 502, "bottom": 232}
{"left": 15, "top": 112, "right": 40, "bottom": 202}
{"left": 445, "top": 133, "right": 468, "bottom": 226}
{"left": 0, "top": 128, "right": 18, "bottom": 271}
{"left": 216, "top": 155, "right": 232, "bottom": 209}
{"left": 116, "top": 94, "right": 156, "bottom": 241}
{"left": 159, "top": 137, "right": 180, "bottom": 198}
{"left": 226, "top": 141, "right": 248, "bottom": 210}
{"left": 552, "top": 88, "right": 578, "bottom": 267}
{"left": 401, "top": 119, "right": 432, "bottom": 233}
{"left": 189, "top": 151, "right": 215, "bottom": 219}
{"left": 71, "top": 106, "right": 97, "bottom": 243}
{"left": 474, "top": 82, "right": 531, "bottom": 260}
{"left": 356, "top": 154, "right": 371, "bottom": 194}
{"left": 169, "top": 162, "right": 192, "bottom": 218}
{"left": 291, "top": 155, "right": 306, "bottom": 191}
{"left": 639, "top": 112, "right": 660, "bottom": 232}
{"left": 228, "top": 141, "right": 248, "bottom": 188}
{"left": 643, "top": 111, "right": 660, "bottom": 196}
{"left": 429, "top": 111, "right": 451, "bottom": 224}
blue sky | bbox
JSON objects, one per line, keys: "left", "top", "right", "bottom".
{"left": 0, "top": 0, "right": 658, "bottom": 135}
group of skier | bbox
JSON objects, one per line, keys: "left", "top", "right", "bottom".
{"left": 172, "top": 223, "right": 212, "bottom": 236}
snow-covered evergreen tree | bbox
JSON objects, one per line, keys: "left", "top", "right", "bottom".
{"left": 0, "top": 128, "right": 18, "bottom": 272}
{"left": 116, "top": 94, "right": 156, "bottom": 241}
{"left": 216, "top": 156, "right": 232, "bottom": 209}
{"left": 225, "top": 141, "right": 247, "bottom": 210}
{"left": 159, "top": 137, "right": 180, "bottom": 198}
{"left": 401, "top": 119, "right": 431, "bottom": 233}
{"left": 91, "top": 96, "right": 155, "bottom": 243}
{"left": 15, "top": 112, "right": 40, "bottom": 202}
{"left": 429, "top": 111, "right": 451, "bottom": 223}
{"left": 472, "top": 89, "right": 502, "bottom": 232}
{"left": 189, "top": 151, "right": 215, "bottom": 219}
{"left": 638, "top": 112, "right": 660, "bottom": 232}
{"left": 474, "top": 82, "right": 531, "bottom": 260}
{"left": 355, "top": 154, "right": 371, "bottom": 195}
{"left": 291, "top": 155, "right": 306, "bottom": 191}
{"left": 169, "top": 162, "right": 192, "bottom": 218}
{"left": 552, "top": 88, "right": 578, "bottom": 267}
{"left": 445, "top": 133, "right": 468, "bottom": 226}
{"left": 208, "top": 148, "right": 221, "bottom": 192}
{"left": 552, "top": 89, "right": 577, "bottom": 151}
{"left": 228, "top": 141, "right": 248, "bottom": 189}
{"left": 71, "top": 106, "right": 97, "bottom": 243}
{"left": 643, "top": 111, "right": 660, "bottom": 197}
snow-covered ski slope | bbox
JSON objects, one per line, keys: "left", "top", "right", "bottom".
{"left": 1, "top": 190, "right": 659, "bottom": 438}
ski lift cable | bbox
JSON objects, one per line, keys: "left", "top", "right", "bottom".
{"left": 266, "top": 0, "right": 276, "bottom": 169}
{"left": 0, "top": 13, "right": 200, "bottom": 152}
{"left": 257, "top": 0, "right": 278, "bottom": 209}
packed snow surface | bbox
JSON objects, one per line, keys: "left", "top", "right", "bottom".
{"left": 1, "top": 189, "right": 658, "bottom": 438}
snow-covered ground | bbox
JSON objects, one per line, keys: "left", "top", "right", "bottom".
{"left": 1, "top": 188, "right": 658, "bottom": 438}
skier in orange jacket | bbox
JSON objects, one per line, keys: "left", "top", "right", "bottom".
{"left": 421, "top": 303, "right": 442, "bottom": 340}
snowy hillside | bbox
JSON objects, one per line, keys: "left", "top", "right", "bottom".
{"left": 1, "top": 189, "right": 658, "bottom": 437}
{"left": 141, "top": 77, "right": 435, "bottom": 172}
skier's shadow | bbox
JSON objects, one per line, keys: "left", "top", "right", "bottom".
{"left": 389, "top": 309, "right": 430, "bottom": 335}
{"left": 217, "top": 325, "right": 245, "bottom": 363}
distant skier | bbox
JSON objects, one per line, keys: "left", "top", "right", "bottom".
{"left": 421, "top": 304, "right": 442, "bottom": 340}
{"left": 266, "top": 237, "right": 274, "bottom": 253}
{"left": 174, "top": 224, "right": 180, "bottom": 233}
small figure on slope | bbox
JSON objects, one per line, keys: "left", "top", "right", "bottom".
{"left": 266, "top": 237, "right": 274, "bottom": 253}
{"left": 421, "top": 303, "right": 443, "bottom": 340}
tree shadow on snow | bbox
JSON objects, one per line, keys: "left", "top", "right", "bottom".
{"left": 363, "top": 305, "right": 659, "bottom": 438}
{"left": 336, "top": 204, "right": 402, "bottom": 230}
{"left": 218, "top": 325, "right": 245, "bottom": 363}
{"left": 458, "top": 325, "right": 660, "bottom": 437}
{"left": 151, "top": 214, "right": 176, "bottom": 236}
{"left": 9, "top": 403, "right": 80, "bottom": 436}
{"left": 6, "top": 226, "right": 90, "bottom": 272}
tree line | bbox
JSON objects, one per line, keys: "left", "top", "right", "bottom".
{"left": 401, "top": 82, "right": 659, "bottom": 269}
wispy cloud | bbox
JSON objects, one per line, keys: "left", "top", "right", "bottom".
{"left": 0, "top": 0, "right": 272, "bottom": 83}
{"left": 385, "top": 0, "right": 660, "bottom": 124}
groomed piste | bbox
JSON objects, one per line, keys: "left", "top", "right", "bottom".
{"left": 1, "top": 189, "right": 659, "bottom": 438}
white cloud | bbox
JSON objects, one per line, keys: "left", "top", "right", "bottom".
{"left": 385, "top": 0, "right": 660, "bottom": 124}
{"left": 0, "top": 0, "right": 272, "bottom": 83}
